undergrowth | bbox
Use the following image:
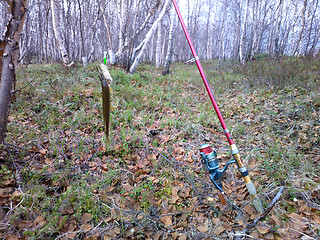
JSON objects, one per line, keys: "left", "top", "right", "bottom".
{"left": 0, "top": 57, "right": 319, "bottom": 239}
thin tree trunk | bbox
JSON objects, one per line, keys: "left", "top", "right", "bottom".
{"left": 292, "top": 0, "right": 307, "bottom": 55}
{"left": 163, "top": 7, "right": 176, "bottom": 75}
{"left": 0, "top": 0, "right": 28, "bottom": 144}
{"left": 101, "top": 4, "right": 116, "bottom": 64}
{"left": 156, "top": 23, "right": 162, "bottom": 68}
{"left": 51, "top": 0, "right": 73, "bottom": 66}
{"left": 129, "top": 0, "right": 171, "bottom": 74}
{"left": 239, "top": 0, "right": 250, "bottom": 63}
{"left": 304, "top": 0, "right": 319, "bottom": 56}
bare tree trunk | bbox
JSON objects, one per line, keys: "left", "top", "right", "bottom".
{"left": 155, "top": 23, "right": 162, "bottom": 68}
{"left": 101, "top": 4, "right": 116, "bottom": 65}
{"left": 292, "top": 0, "right": 307, "bottom": 55}
{"left": 163, "top": 7, "right": 176, "bottom": 75}
{"left": 51, "top": 0, "right": 73, "bottom": 66}
{"left": 129, "top": 0, "right": 171, "bottom": 74}
{"left": 0, "top": 0, "right": 28, "bottom": 144}
{"left": 115, "top": 0, "right": 125, "bottom": 64}
{"left": 239, "top": 0, "right": 250, "bottom": 63}
{"left": 304, "top": 0, "right": 319, "bottom": 55}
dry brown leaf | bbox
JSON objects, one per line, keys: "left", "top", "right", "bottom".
{"left": 67, "top": 220, "right": 77, "bottom": 232}
{"left": 168, "top": 205, "right": 176, "bottom": 212}
{"left": 6, "top": 235, "right": 19, "bottom": 240}
{"left": 213, "top": 226, "right": 225, "bottom": 235}
{"left": 277, "top": 228, "right": 290, "bottom": 239}
{"left": 125, "top": 228, "right": 135, "bottom": 237}
{"left": 313, "top": 215, "right": 320, "bottom": 224}
{"left": 33, "top": 216, "right": 46, "bottom": 228}
{"left": 60, "top": 206, "right": 74, "bottom": 215}
{"left": 256, "top": 224, "right": 270, "bottom": 235}
{"left": 80, "top": 223, "right": 92, "bottom": 232}
{"left": 114, "top": 227, "right": 121, "bottom": 234}
{"left": 81, "top": 213, "right": 92, "bottom": 223}
{"left": 0, "top": 188, "right": 12, "bottom": 196}
{"left": 170, "top": 195, "right": 179, "bottom": 204}
{"left": 289, "top": 212, "right": 304, "bottom": 222}
{"left": 122, "top": 183, "right": 133, "bottom": 191}
{"left": 250, "top": 230, "right": 260, "bottom": 238}
{"left": 197, "top": 226, "right": 209, "bottom": 233}
{"left": 39, "top": 149, "right": 48, "bottom": 156}
{"left": 45, "top": 158, "right": 52, "bottom": 165}
{"left": 177, "top": 233, "right": 187, "bottom": 240}
{"left": 244, "top": 204, "right": 254, "bottom": 215}
{"left": 84, "top": 234, "right": 100, "bottom": 240}
{"left": 151, "top": 232, "right": 163, "bottom": 240}
{"left": 270, "top": 214, "right": 281, "bottom": 226}
{"left": 207, "top": 196, "right": 215, "bottom": 202}
{"left": 103, "top": 236, "right": 112, "bottom": 240}
{"left": 211, "top": 217, "right": 219, "bottom": 225}
{"left": 264, "top": 232, "right": 275, "bottom": 239}
{"left": 160, "top": 215, "right": 172, "bottom": 227}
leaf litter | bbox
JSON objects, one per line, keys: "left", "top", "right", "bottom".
{"left": 0, "top": 62, "right": 319, "bottom": 239}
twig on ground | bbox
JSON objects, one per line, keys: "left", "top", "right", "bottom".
{"left": 243, "top": 186, "right": 285, "bottom": 235}
{"left": 12, "top": 73, "right": 41, "bottom": 94}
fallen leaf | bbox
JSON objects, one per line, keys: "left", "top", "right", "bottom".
{"left": 211, "top": 217, "right": 219, "bottom": 225}
{"left": 125, "top": 228, "right": 135, "bottom": 237}
{"left": 313, "top": 215, "right": 320, "bottom": 224}
{"left": 84, "top": 234, "right": 100, "bottom": 240}
{"left": 177, "top": 233, "right": 187, "bottom": 240}
{"left": 170, "top": 195, "right": 179, "bottom": 204}
{"left": 6, "top": 235, "right": 19, "bottom": 240}
{"left": 80, "top": 223, "right": 92, "bottom": 232}
{"left": 81, "top": 213, "right": 92, "bottom": 223}
{"left": 264, "top": 232, "right": 275, "bottom": 239}
{"left": 160, "top": 216, "right": 172, "bottom": 227}
{"left": 114, "top": 227, "right": 121, "bottom": 234}
{"left": 197, "top": 226, "right": 209, "bottom": 233}
{"left": 256, "top": 224, "right": 270, "bottom": 235}
{"left": 213, "top": 226, "right": 225, "bottom": 235}
{"left": 34, "top": 216, "right": 46, "bottom": 228}
{"left": 122, "top": 183, "right": 133, "bottom": 191}
{"left": 270, "top": 214, "right": 281, "bottom": 226}
{"left": 244, "top": 204, "right": 253, "bottom": 215}
{"left": 151, "top": 232, "right": 163, "bottom": 240}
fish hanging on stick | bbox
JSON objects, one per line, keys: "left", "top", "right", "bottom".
{"left": 96, "top": 64, "right": 113, "bottom": 144}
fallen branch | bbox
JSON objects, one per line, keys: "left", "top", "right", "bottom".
{"left": 11, "top": 73, "right": 41, "bottom": 94}
{"left": 243, "top": 186, "right": 285, "bottom": 235}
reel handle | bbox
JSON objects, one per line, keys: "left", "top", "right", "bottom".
{"left": 218, "top": 192, "right": 227, "bottom": 205}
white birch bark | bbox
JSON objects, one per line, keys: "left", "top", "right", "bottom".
{"left": 115, "top": 0, "right": 126, "bottom": 62}
{"left": 239, "top": 0, "right": 250, "bottom": 63}
{"left": 101, "top": 5, "right": 116, "bottom": 64}
{"left": 292, "top": 0, "right": 307, "bottom": 55}
{"left": 155, "top": 23, "right": 162, "bottom": 67}
{"left": 0, "top": 0, "right": 28, "bottom": 143}
{"left": 50, "top": 0, "right": 73, "bottom": 66}
{"left": 129, "top": 0, "right": 171, "bottom": 74}
{"left": 163, "top": 7, "right": 176, "bottom": 75}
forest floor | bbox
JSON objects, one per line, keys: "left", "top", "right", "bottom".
{"left": 0, "top": 57, "right": 320, "bottom": 240}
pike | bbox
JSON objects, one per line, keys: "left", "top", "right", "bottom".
{"left": 172, "top": 0, "right": 263, "bottom": 213}
{"left": 97, "top": 64, "right": 113, "bottom": 143}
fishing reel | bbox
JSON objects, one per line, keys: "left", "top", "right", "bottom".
{"left": 199, "top": 144, "right": 236, "bottom": 204}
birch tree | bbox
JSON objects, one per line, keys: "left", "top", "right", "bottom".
{"left": 129, "top": 0, "right": 171, "bottom": 74}
{"left": 0, "top": 0, "right": 28, "bottom": 143}
{"left": 239, "top": 0, "right": 250, "bottom": 63}
{"left": 292, "top": 0, "right": 308, "bottom": 55}
{"left": 155, "top": 23, "right": 162, "bottom": 68}
{"left": 51, "top": 0, "right": 73, "bottom": 66}
{"left": 163, "top": 7, "right": 176, "bottom": 75}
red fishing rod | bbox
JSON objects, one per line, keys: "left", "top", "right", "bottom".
{"left": 172, "top": 0, "right": 263, "bottom": 212}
